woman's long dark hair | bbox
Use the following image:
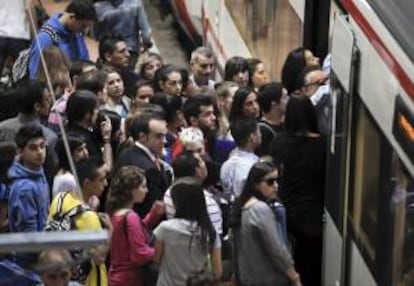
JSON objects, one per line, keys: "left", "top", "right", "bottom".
{"left": 281, "top": 47, "right": 307, "bottom": 94}
{"left": 171, "top": 177, "right": 216, "bottom": 253}
{"left": 106, "top": 166, "right": 145, "bottom": 215}
{"left": 228, "top": 87, "right": 256, "bottom": 122}
{"left": 229, "top": 161, "right": 277, "bottom": 229}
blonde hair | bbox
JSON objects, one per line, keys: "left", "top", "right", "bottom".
{"left": 37, "top": 46, "right": 72, "bottom": 90}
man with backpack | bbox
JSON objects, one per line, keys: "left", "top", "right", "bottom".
{"left": 47, "top": 156, "right": 110, "bottom": 285}
{"left": 27, "top": 0, "right": 96, "bottom": 80}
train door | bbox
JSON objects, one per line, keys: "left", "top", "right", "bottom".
{"left": 322, "top": 13, "right": 358, "bottom": 286}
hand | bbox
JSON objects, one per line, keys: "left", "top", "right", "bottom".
{"left": 291, "top": 276, "right": 302, "bottom": 286}
{"left": 98, "top": 213, "right": 112, "bottom": 232}
{"left": 90, "top": 244, "right": 108, "bottom": 265}
{"left": 100, "top": 116, "right": 112, "bottom": 142}
{"left": 143, "top": 40, "right": 153, "bottom": 51}
{"left": 88, "top": 195, "right": 100, "bottom": 211}
{"left": 151, "top": 201, "right": 165, "bottom": 217}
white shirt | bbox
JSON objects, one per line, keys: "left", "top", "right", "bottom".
{"left": 0, "top": 0, "right": 31, "bottom": 40}
{"left": 164, "top": 187, "right": 223, "bottom": 235}
{"left": 220, "top": 148, "right": 259, "bottom": 198}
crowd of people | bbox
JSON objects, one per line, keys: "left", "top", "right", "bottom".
{"left": 0, "top": 0, "right": 332, "bottom": 285}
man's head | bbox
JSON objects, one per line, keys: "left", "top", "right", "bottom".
{"left": 75, "top": 70, "right": 107, "bottom": 105}
{"left": 76, "top": 156, "right": 108, "bottom": 198}
{"left": 38, "top": 249, "right": 73, "bottom": 286}
{"left": 179, "top": 127, "right": 205, "bottom": 154}
{"left": 66, "top": 90, "right": 98, "bottom": 126}
{"left": 64, "top": 0, "right": 96, "bottom": 32}
{"left": 17, "top": 80, "right": 52, "bottom": 119}
{"left": 130, "top": 116, "right": 168, "bottom": 156}
{"left": 230, "top": 118, "right": 261, "bottom": 149}
{"left": 172, "top": 150, "right": 208, "bottom": 182}
{"left": 258, "top": 82, "right": 289, "bottom": 115}
{"left": 15, "top": 124, "right": 46, "bottom": 170}
{"left": 182, "top": 94, "right": 217, "bottom": 131}
{"left": 99, "top": 35, "right": 130, "bottom": 68}
{"left": 190, "top": 47, "right": 215, "bottom": 87}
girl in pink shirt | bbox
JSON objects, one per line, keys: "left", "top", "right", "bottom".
{"left": 106, "top": 166, "right": 164, "bottom": 286}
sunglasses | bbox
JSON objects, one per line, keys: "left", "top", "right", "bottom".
{"left": 44, "top": 271, "right": 71, "bottom": 280}
{"left": 262, "top": 177, "right": 280, "bottom": 186}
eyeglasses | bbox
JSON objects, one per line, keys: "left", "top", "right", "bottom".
{"left": 44, "top": 270, "right": 71, "bottom": 280}
{"left": 262, "top": 177, "right": 280, "bottom": 186}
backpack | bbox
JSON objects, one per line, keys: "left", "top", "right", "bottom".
{"left": 45, "top": 192, "right": 92, "bottom": 283}
{"left": 11, "top": 24, "right": 61, "bottom": 84}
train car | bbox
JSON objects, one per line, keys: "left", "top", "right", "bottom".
{"left": 172, "top": 1, "right": 414, "bottom": 285}
{"left": 324, "top": 1, "right": 414, "bottom": 285}
{"left": 168, "top": 0, "right": 330, "bottom": 80}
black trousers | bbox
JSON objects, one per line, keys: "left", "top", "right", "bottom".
{"left": 0, "top": 37, "right": 30, "bottom": 74}
{"left": 288, "top": 221, "right": 323, "bottom": 286}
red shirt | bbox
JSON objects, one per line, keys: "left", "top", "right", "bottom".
{"left": 108, "top": 211, "right": 155, "bottom": 286}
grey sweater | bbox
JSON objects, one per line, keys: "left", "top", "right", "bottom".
{"left": 234, "top": 199, "right": 294, "bottom": 286}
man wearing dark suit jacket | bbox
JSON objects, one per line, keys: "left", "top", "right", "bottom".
{"left": 115, "top": 115, "right": 171, "bottom": 216}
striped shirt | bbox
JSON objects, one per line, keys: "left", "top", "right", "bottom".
{"left": 163, "top": 187, "right": 223, "bottom": 235}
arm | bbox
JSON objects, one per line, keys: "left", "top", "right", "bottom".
{"left": 136, "top": 2, "right": 152, "bottom": 47}
{"left": 10, "top": 189, "right": 39, "bottom": 232}
{"left": 128, "top": 213, "right": 155, "bottom": 265}
{"left": 28, "top": 32, "right": 54, "bottom": 79}
{"left": 153, "top": 223, "right": 165, "bottom": 264}
{"left": 78, "top": 211, "right": 108, "bottom": 265}
{"left": 143, "top": 201, "right": 165, "bottom": 228}
{"left": 153, "top": 238, "right": 164, "bottom": 264}
{"left": 254, "top": 203, "right": 299, "bottom": 282}
{"left": 75, "top": 33, "right": 90, "bottom": 60}
{"left": 210, "top": 247, "right": 222, "bottom": 280}
{"left": 101, "top": 116, "right": 113, "bottom": 170}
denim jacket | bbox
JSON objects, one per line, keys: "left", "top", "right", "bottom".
{"left": 94, "top": 0, "right": 152, "bottom": 52}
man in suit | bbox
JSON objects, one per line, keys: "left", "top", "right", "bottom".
{"left": 115, "top": 115, "right": 171, "bottom": 216}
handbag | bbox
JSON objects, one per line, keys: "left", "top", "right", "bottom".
{"left": 123, "top": 212, "right": 158, "bottom": 286}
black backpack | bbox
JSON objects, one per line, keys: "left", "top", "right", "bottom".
{"left": 11, "top": 24, "right": 61, "bottom": 84}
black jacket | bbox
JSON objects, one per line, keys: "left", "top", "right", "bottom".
{"left": 115, "top": 145, "right": 171, "bottom": 216}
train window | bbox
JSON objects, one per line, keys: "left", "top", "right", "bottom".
{"left": 349, "top": 102, "right": 382, "bottom": 267}
{"left": 367, "top": 0, "right": 414, "bottom": 63}
{"left": 324, "top": 74, "right": 349, "bottom": 230}
{"left": 390, "top": 155, "right": 414, "bottom": 286}
{"left": 225, "top": 0, "right": 303, "bottom": 80}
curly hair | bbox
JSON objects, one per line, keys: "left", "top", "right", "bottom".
{"left": 106, "top": 166, "right": 145, "bottom": 215}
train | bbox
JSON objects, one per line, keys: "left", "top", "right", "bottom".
{"left": 169, "top": 0, "right": 414, "bottom": 285}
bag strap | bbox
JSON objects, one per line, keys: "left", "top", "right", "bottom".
{"left": 53, "top": 192, "right": 91, "bottom": 221}
{"left": 122, "top": 211, "right": 131, "bottom": 238}
{"left": 39, "top": 24, "right": 61, "bottom": 46}
{"left": 258, "top": 121, "right": 277, "bottom": 137}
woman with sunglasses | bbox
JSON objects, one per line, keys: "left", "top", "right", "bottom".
{"left": 230, "top": 161, "right": 302, "bottom": 286}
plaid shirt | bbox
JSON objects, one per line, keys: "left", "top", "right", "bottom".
{"left": 48, "top": 92, "right": 70, "bottom": 132}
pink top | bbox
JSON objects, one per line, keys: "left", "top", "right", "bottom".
{"left": 108, "top": 210, "right": 157, "bottom": 286}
